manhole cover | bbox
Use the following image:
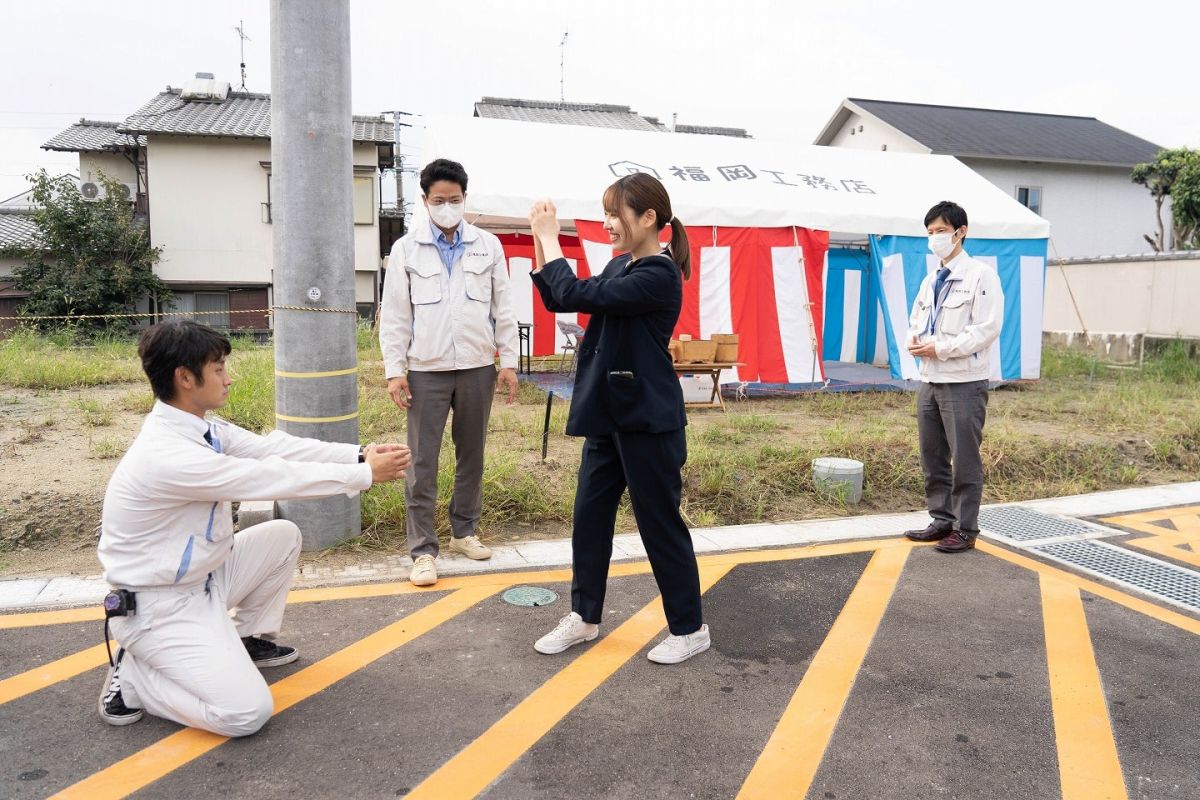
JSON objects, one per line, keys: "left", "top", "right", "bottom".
{"left": 502, "top": 587, "right": 558, "bottom": 607}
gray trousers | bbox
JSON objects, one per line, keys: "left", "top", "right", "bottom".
{"left": 917, "top": 380, "right": 989, "bottom": 536}
{"left": 405, "top": 365, "right": 497, "bottom": 558}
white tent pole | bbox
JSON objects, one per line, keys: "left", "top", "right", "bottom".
{"left": 792, "top": 226, "right": 824, "bottom": 385}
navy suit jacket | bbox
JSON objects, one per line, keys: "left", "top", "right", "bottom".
{"left": 532, "top": 253, "right": 687, "bottom": 437}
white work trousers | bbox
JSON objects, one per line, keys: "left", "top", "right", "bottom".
{"left": 110, "top": 519, "right": 302, "bottom": 737}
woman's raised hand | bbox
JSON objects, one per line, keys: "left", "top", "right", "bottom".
{"left": 528, "top": 199, "right": 560, "bottom": 241}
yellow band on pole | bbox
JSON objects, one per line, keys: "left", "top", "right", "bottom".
{"left": 275, "top": 412, "right": 359, "bottom": 423}
{"left": 274, "top": 366, "right": 359, "bottom": 378}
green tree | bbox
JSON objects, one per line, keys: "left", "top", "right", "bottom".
{"left": 1170, "top": 157, "right": 1200, "bottom": 249}
{"left": 1131, "top": 147, "right": 1200, "bottom": 251}
{"left": 0, "top": 170, "right": 172, "bottom": 332}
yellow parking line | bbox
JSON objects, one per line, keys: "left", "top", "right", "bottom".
{"left": 406, "top": 563, "right": 736, "bottom": 800}
{"left": 1104, "top": 510, "right": 1200, "bottom": 564}
{"left": 1172, "top": 514, "right": 1200, "bottom": 547}
{"left": 1126, "top": 534, "right": 1200, "bottom": 568}
{"left": 1103, "top": 506, "right": 1200, "bottom": 526}
{"left": 736, "top": 544, "right": 910, "bottom": 799}
{"left": 1040, "top": 576, "right": 1128, "bottom": 800}
{"left": 978, "top": 541, "right": 1200, "bottom": 636}
{"left": 0, "top": 606, "right": 103, "bottom": 630}
{"left": 50, "top": 586, "right": 499, "bottom": 800}
{"left": 2, "top": 538, "right": 898, "bottom": 630}
{"left": 0, "top": 541, "right": 902, "bottom": 711}
{"left": 0, "top": 643, "right": 109, "bottom": 705}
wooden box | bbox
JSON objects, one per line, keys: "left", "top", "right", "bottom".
{"left": 678, "top": 338, "right": 718, "bottom": 363}
{"left": 711, "top": 333, "right": 739, "bottom": 363}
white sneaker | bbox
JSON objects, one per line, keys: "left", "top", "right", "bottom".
{"left": 647, "top": 624, "right": 711, "bottom": 664}
{"left": 448, "top": 535, "right": 492, "bottom": 560}
{"left": 534, "top": 612, "right": 599, "bottom": 654}
{"left": 409, "top": 554, "right": 438, "bottom": 586}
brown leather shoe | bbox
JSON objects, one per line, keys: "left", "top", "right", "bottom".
{"left": 935, "top": 531, "right": 976, "bottom": 553}
{"left": 904, "top": 524, "right": 953, "bottom": 542}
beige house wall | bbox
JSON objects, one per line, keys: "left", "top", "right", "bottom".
{"left": 0, "top": 255, "right": 24, "bottom": 279}
{"left": 146, "top": 137, "right": 381, "bottom": 303}
{"left": 1044, "top": 255, "right": 1200, "bottom": 339}
{"left": 79, "top": 152, "right": 137, "bottom": 187}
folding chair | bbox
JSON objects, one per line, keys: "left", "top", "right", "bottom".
{"left": 556, "top": 320, "right": 585, "bottom": 374}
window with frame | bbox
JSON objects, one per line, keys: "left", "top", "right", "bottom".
{"left": 195, "top": 292, "right": 230, "bottom": 328}
{"left": 1016, "top": 185, "right": 1042, "bottom": 216}
{"left": 353, "top": 175, "right": 374, "bottom": 225}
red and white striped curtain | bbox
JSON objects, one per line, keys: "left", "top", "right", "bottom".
{"left": 501, "top": 223, "right": 829, "bottom": 385}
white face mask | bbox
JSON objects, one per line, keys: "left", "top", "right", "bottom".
{"left": 428, "top": 201, "right": 464, "bottom": 229}
{"left": 928, "top": 231, "right": 958, "bottom": 259}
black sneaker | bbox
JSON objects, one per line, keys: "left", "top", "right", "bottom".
{"left": 98, "top": 649, "right": 143, "bottom": 726}
{"left": 242, "top": 636, "right": 299, "bottom": 668}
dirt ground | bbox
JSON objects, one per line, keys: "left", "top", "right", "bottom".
{"left": 0, "top": 385, "right": 594, "bottom": 578}
{"left": 1, "top": 379, "right": 1195, "bottom": 579}
{"left": 0, "top": 387, "right": 141, "bottom": 576}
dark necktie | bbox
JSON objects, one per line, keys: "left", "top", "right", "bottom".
{"left": 203, "top": 428, "right": 214, "bottom": 447}
{"left": 930, "top": 267, "right": 951, "bottom": 333}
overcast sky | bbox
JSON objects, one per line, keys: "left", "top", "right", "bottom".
{"left": 2, "top": 0, "right": 1196, "bottom": 201}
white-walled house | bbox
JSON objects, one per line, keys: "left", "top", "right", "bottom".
{"left": 41, "top": 80, "right": 395, "bottom": 330}
{"left": 0, "top": 179, "right": 79, "bottom": 331}
{"left": 0, "top": 206, "right": 38, "bottom": 332}
{"left": 814, "top": 98, "right": 1165, "bottom": 258}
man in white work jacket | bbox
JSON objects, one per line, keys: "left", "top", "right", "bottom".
{"left": 379, "top": 158, "right": 519, "bottom": 587}
{"left": 903, "top": 201, "right": 1005, "bottom": 553}
{"left": 97, "top": 320, "right": 410, "bottom": 735}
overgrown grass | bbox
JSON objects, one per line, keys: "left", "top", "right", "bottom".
{"left": 118, "top": 390, "right": 154, "bottom": 414}
{"left": 1144, "top": 340, "right": 1200, "bottom": 383}
{"left": 1039, "top": 346, "right": 1097, "bottom": 380}
{"left": 74, "top": 398, "right": 114, "bottom": 427}
{"left": 89, "top": 435, "right": 125, "bottom": 459}
{"left": 224, "top": 347, "right": 276, "bottom": 432}
{"left": 0, "top": 329, "right": 142, "bottom": 389}
{"left": 4, "top": 333, "right": 1200, "bottom": 550}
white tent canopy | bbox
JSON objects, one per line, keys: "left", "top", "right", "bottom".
{"left": 422, "top": 115, "right": 1050, "bottom": 240}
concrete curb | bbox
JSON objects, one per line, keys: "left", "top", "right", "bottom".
{"left": 3, "top": 481, "right": 1199, "bottom": 613}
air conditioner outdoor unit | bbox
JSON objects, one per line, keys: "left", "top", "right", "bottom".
{"left": 80, "top": 182, "right": 137, "bottom": 202}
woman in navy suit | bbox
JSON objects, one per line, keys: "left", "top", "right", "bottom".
{"left": 528, "top": 173, "right": 709, "bottom": 665}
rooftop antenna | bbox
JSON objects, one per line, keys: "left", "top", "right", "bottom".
{"left": 235, "top": 19, "right": 251, "bottom": 91}
{"left": 559, "top": 27, "right": 569, "bottom": 102}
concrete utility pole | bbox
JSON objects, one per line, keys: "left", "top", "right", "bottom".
{"left": 270, "top": 0, "right": 360, "bottom": 549}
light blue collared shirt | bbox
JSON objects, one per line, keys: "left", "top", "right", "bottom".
{"left": 431, "top": 221, "right": 466, "bottom": 274}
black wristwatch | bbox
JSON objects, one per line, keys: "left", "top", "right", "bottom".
{"left": 358, "top": 445, "right": 367, "bottom": 463}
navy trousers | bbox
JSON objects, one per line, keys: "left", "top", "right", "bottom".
{"left": 570, "top": 428, "right": 703, "bottom": 636}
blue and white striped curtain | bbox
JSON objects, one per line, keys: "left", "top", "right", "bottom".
{"left": 822, "top": 248, "right": 889, "bottom": 367}
{"left": 866, "top": 235, "right": 1048, "bottom": 381}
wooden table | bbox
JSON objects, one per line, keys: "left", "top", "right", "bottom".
{"left": 673, "top": 362, "right": 743, "bottom": 411}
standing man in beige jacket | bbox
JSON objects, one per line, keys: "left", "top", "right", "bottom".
{"left": 903, "top": 201, "right": 1005, "bottom": 553}
{"left": 379, "top": 158, "right": 519, "bottom": 586}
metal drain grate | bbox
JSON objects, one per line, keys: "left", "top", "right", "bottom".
{"left": 1030, "top": 539, "right": 1200, "bottom": 612}
{"left": 979, "top": 506, "right": 1101, "bottom": 542}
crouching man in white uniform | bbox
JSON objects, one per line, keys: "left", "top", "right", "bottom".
{"left": 97, "top": 320, "right": 410, "bottom": 736}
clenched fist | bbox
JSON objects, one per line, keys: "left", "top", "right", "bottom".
{"left": 365, "top": 443, "right": 411, "bottom": 483}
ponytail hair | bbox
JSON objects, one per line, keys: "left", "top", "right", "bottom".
{"left": 602, "top": 172, "right": 691, "bottom": 281}
{"left": 666, "top": 216, "right": 691, "bottom": 281}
